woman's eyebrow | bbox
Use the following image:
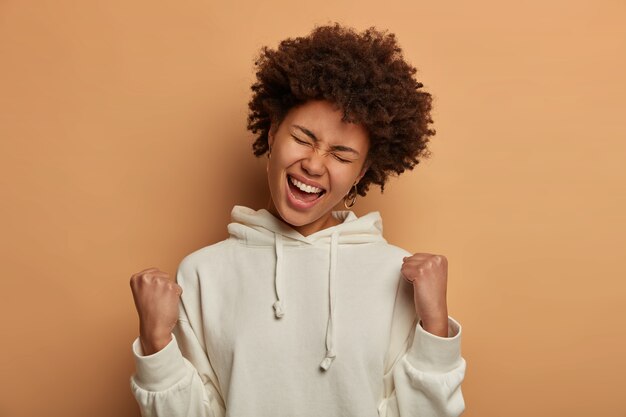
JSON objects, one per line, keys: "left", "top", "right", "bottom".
{"left": 293, "top": 125, "right": 360, "bottom": 156}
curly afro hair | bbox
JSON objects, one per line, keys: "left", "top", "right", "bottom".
{"left": 247, "top": 22, "right": 436, "bottom": 197}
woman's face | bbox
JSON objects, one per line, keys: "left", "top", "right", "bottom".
{"left": 266, "top": 100, "right": 371, "bottom": 237}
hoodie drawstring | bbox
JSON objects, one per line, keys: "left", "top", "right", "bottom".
{"left": 271, "top": 230, "right": 340, "bottom": 371}
{"left": 320, "top": 230, "right": 339, "bottom": 371}
{"left": 273, "top": 233, "right": 285, "bottom": 318}
{"left": 229, "top": 206, "right": 385, "bottom": 373}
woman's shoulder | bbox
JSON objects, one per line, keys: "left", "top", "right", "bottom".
{"left": 173, "top": 238, "right": 237, "bottom": 289}
{"left": 178, "top": 237, "right": 236, "bottom": 269}
{"left": 370, "top": 240, "right": 413, "bottom": 259}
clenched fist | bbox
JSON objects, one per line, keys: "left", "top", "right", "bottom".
{"left": 130, "top": 267, "right": 183, "bottom": 355}
{"left": 401, "top": 253, "right": 449, "bottom": 337}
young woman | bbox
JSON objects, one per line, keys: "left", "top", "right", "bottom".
{"left": 129, "top": 23, "right": 466, "bottom": 417}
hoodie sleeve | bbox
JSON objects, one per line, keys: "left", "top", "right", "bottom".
{"left": 377, "top": 276, "right": 467, "bottom": 416}
{"left": 129, "top": 259, "right": 226, "bottom": 417}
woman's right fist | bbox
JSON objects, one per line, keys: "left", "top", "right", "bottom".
{"left": 130, "top": 267, "right": 183, "bottom": 355}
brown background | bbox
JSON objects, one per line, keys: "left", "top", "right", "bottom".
{"left": 1, "top": 1, "right": 625, "bottom": 416}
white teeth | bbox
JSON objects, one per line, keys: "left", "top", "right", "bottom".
{"left": 289, "top": 175, "right": 323, "bottom": 194}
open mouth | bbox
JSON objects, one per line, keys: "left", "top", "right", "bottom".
{"left": 286, "top": 174, "right": 326, "bottom": 204}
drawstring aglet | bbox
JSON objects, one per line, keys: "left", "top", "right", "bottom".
{"left": 273, "top": 300, "right": 284, "bottom": 318}
{"left": 319, "top": 349, "right": 336, "bottom": 371}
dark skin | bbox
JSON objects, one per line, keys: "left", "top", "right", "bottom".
{"left": 263, "top": 100, "right": 370, "bottom": 238}
{"left": 401, "top": 254, "right": 450, "bottom": 337}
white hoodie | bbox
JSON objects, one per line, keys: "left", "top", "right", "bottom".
{"left": 130, "top": 205, "right": 466, "bottom": 417}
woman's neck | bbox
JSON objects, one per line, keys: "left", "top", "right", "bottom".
{"left": 265, "top": 198, "right": 342, "bottom": 237}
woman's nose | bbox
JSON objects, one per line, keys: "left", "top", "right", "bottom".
{"left": 300, "top": 149, "right": 326, "bottom": 176}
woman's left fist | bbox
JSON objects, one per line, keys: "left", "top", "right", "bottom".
{"left": 401, "top": 253, "right": 449, "bottom": 336}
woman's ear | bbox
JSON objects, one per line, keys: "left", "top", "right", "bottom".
{"left": 268, "top": 124, "right": 276, "bottom": 149}
{"left": 357, "top": 159, "right": 371, "bottom": 182}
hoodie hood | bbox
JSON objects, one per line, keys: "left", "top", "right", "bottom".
{"left": 227, "top": 205, "right": 386, "bottom": 371}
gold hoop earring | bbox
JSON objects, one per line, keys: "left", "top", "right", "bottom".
{"left": 344, "top": 183, "right": 358, "bottom": 209}
{"left": 267, "top": 146, "right": 271, "bottom": 159}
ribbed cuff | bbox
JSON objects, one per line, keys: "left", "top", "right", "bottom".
{"left": 405, "top": 315, "right": 462, "bottom": 373}
{"left": 131, "top": 334, "right": 188, "bottom": 392}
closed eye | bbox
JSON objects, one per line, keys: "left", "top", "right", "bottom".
{"left": 291, "top": 135, "right": 311, "bottom": 146}
{"left": 334, "top": 155, "right": 351, "bottom": 163}
{"left": 292, "top": 134, "right": 352, "bottom": 163}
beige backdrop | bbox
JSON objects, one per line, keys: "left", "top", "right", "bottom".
{"left": 1, "top": 1, "right": 625, "bottom": 416}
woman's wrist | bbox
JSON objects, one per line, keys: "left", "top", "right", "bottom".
{"left": 139, "top": 333, "right": 172, "bottom": 355}
{"left": 419, "top": 314, "right": 449, "bottom": 337}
